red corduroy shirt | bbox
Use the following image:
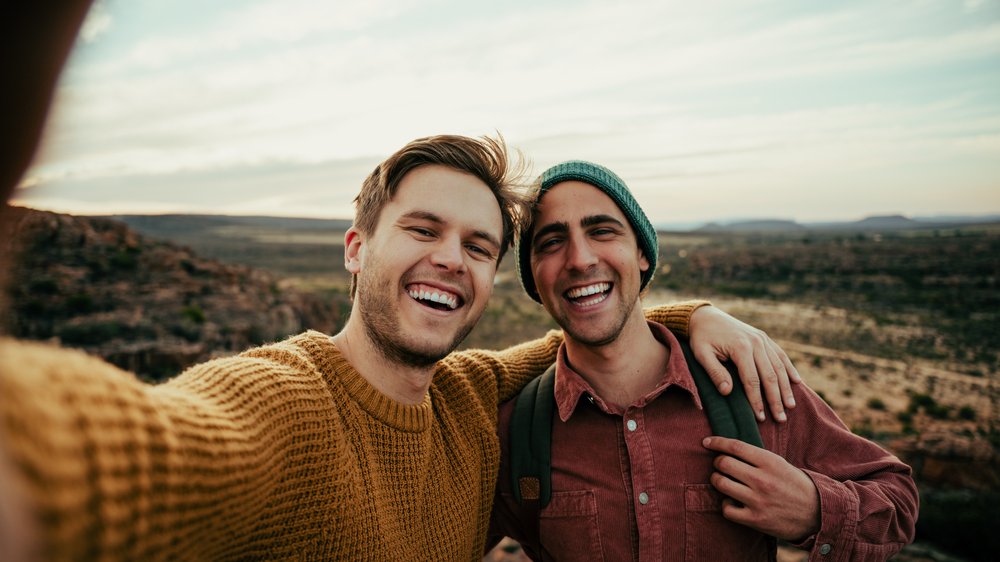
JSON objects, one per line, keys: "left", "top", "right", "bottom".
{"left": 490, "top": 322, "right": 918, "bottom": 561}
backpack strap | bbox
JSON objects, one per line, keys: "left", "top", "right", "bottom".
{"left": 678, "top": 338, "right": 764, "bottom": 448}
{"left": 510, "top": 363, "right": 557, "bottom": 508}
{"left": 508, "top": 363, "right": 556, "bottom": 550}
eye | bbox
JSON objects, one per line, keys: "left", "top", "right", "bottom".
{"left": 535, "top": 236, "right": 563, "bottom": 253}
{"left": 409, "top": 226, "right": 435, "bottom": 238}
{"left": 465, "top": 243, "right": 495, "bottom": 260}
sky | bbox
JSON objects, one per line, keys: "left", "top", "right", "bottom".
{"left": 14, "top": 0, "right": 1000, "bottom": 226}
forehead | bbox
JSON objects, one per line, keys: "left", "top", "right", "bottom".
{"left": 385, "top": 164, "right": 503, "bottom": 234}
{"left": 533, "top": 180, "right": 626, "bottom": 226}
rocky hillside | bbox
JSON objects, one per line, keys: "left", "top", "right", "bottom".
{"left": 1, "top": 207, "right": 348, "bottom": 381}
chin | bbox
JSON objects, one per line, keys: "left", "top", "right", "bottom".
{"left": 399, "top": 325, "right": 474, "bottom": 365}
{"left": 565, "top": 330, "right": 618, "bottom": 348}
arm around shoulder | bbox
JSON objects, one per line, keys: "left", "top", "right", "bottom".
{"left": 445, "top": 329, "right": 565, "bottom": 405}
{"left": 643, "top": 300, "right": 711, "bottom": 338}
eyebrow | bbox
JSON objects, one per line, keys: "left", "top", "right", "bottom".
{"left": 400, "top": 210, "right": 501, "bottom": 251}
{"left": 533, "top": 214, "right": 626, "bottom": 242}
{"left": 532, "top": 221, "right": 568, "bottom": 242}
{"left": 581, "top": 214, "right": 626, "bottom": 229}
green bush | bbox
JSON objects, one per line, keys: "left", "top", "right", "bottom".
{"left": 57, "top": 321, "right": 126, "bottom": 345}
{"left": 66, "top": 293, "right": 94, "bottom": 314}
{"left": 182, "top": 305, "right": 206, "bottom": 324}
{"left": 926, "top": 404, "right": 951, "bottom": 420}
{"left": 29, "top": 277, "right": 59, "bottom": 295}
{"left": 908, "top": 393, "right": 937, "bottom": 413}
{"left": 110, "top": 248, "right": 138, "bottom": 270}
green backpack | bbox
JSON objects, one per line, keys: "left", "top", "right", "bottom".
{"left": 509, "top": 337, "right": 763, "bottom": 509}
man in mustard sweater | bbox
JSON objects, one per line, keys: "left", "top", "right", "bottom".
{"left": 0, "top": 6, "right": 799, "bottom": 560}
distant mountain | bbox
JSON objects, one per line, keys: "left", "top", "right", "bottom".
{"left": 664, "top": 213, "right": 1000, "bottom": 233}
{"left": 696, "top": 219, "right": 805, "bottom": 233}
{"left": 846, "top": 214, "right": 918, "bottom": 230}
{"left": 913, "top": 214, "right": 1000, "bottom": 224}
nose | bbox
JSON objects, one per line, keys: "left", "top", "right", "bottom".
{"left": 565, "top": 235, "right": 598, "bottom": 272}
{"left": 430, "top": 235, "right": 467, "bottom": 273}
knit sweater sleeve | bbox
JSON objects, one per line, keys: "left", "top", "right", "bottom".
{"left": 0, "top": 336, "right": 348, "bottom": 561}
{"left": 445, "top": 300, "right": 711, "bottom": 405}
{"left": 643, "top": 299, "right": 710, "bottom": 338}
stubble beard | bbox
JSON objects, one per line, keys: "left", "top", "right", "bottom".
{"left": 356, "top": 257, "right": 477, "bottom": 369}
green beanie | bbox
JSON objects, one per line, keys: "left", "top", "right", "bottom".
{"left": 516, "top": 160, "right": 659, "bottom": 303}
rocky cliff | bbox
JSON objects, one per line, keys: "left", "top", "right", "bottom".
{"left": 2, "top": 207, "right": 347, "bottom": 381}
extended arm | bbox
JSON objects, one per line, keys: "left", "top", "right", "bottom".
{"left": 0, "top": 337, "right": 349, "bottom": 560}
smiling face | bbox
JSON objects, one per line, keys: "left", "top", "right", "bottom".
{"left": 529, "top": 180, "right": 650, "bottom": 347}
{"left": 346, "top": 164, "right": 503, "bottom": 367}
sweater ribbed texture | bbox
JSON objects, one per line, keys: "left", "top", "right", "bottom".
{"left": 0, "top": 303, "right": 701, "bottom": 561}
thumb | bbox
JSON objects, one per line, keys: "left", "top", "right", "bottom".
{"left": 692, "top": 344, "right": 733, "bottom": 395}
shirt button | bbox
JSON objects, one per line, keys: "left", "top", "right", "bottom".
{"left": 626, "top": 419, "right": 637, "bottom": 431}
{"left": 819, "top": 544, "right": 832, "bottom": 555}
{"left": 638, "top": 492, "right": 649, "bottom": 505}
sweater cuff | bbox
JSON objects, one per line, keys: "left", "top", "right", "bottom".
{"left": 643, "top": 300, "right": 711, "bottom": 338}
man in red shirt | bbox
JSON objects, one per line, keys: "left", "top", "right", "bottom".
{"left": 490, "top": 160, "right": 919, "bottom": 561}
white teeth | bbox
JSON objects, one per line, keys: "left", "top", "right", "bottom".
{"left": 566, "top": 283, "right": 610, "bottom": 299}
{"left": 408, "top": 288, "right": 459, "bottom": 310}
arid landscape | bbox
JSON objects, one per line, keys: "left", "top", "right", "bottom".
{"left": 3, "top": 207, "right": 997, "bottom": 561}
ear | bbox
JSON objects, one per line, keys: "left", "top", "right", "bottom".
{"left": 345, "top": 227, "right": 365, "bottom": 274}
{"left": 639, "top": 249, "right": 650, "bottom": 273}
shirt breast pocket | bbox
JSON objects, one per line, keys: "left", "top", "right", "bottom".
{"left": 539, "top": 490, "right": 605, "bottom": 562}
{"left": 684, "top": 484, "right": 772, "bottom": 562}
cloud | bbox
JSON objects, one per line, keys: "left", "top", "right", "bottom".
{"left": 24, "top": 0, "right": 1000, "bottom": 223}
{"left": 19, "top": 156, "right": 379, "bottom": 219}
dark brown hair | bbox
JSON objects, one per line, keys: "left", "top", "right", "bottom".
{"left": 350, "top": 134, "right": 527, "bottom": 297}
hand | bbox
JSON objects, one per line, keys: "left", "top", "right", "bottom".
{"left": 703, "top": 436, "right": 820, "bottom": 542}
{"left": 688, "top": 306, "right": 800, "bottom": 422}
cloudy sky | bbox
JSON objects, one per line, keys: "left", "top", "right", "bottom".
{"left": 14, "top": 0, "right": 1000, "bottom": 225}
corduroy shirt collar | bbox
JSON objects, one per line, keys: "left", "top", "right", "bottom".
{"left": 554, "top": 321, "right": 704, "bottom": 422}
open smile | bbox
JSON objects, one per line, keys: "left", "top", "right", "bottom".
{"left": 406, "top": 282, "right": 463, "bottom": 311}
{"left": 563, "top": 282, "right": 612, "bottom": 308}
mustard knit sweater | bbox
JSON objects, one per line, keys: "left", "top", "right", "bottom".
{"left": 0, "top": 303, "right": 701, "bottom": 561}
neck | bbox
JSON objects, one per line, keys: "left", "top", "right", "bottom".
{"left": 331, "top": 316, "right": 435, "bottom": 405}
{"left": 563, "top": 304, "right": 669, "bottom": 409}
